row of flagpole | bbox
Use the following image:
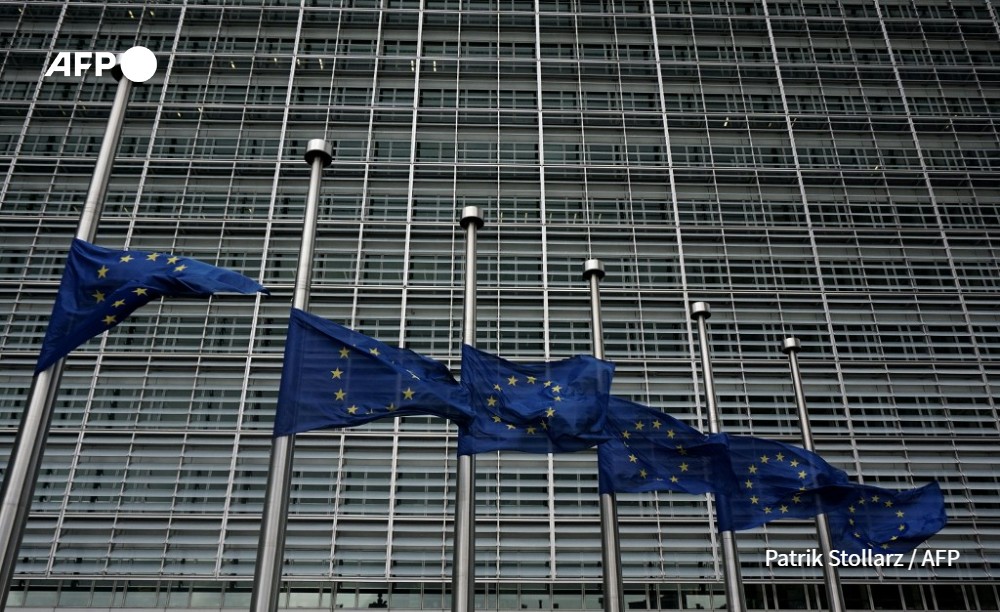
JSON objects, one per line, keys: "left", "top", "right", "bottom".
{"left": 583, "top": 259, "right": 623, "bottom": 612}
{"left": 0, "top": 66, "right": 132, "bottom": 605}
{"left": 691, "top": 303, "right": 747, "bottom": 612}
{"left": 0, "top": 71, "right": 851, "bottom": 612}
{"left": 250, "top": 139, "right": 333, "bottom": 611}
{"left": 452, "top": 206, "right": 483, "bottom": 612}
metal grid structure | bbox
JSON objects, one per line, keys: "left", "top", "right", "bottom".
{"left": 1, "top": 0, "right": 999, "bottom": 609}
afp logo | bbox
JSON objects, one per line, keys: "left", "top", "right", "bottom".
{"left": 44, "top": 46, "right": 157, "bottom": 82}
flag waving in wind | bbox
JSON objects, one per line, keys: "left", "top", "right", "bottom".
{"left": 711, "top": 433, "right": 852, "bottom": 530}
{"left": 457, "top": 344, "right": 614, "bottom": 454}
{"left": 821, "top": 482, "right": 947, "bottom": 554}
{"left": 36, "top": 238, "right": 268, "bottom": 372}
{"left": 274, "top": 309, "right": 473, "bottom": 436}
{"left": 598, "top": 397, "right": 730, "bottom": 496}
{"left": 597, "top": 410, "right": 948, "bottom": 554}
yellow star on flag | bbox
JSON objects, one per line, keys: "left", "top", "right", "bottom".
{"left": 146, "top": 253, "right": 159, "bottom": 261}
{"left": 92, "top": 291, "right": 105, "bottom": 303}
{"left": 334, "top": 389, "right": 346, "bottom": 401}
{"left": 112, "top": 299, "right": 126, "bottom": 308}
{"left": 120, "top": 255, "right": 133, "bottom": 263}
{"left": 102, "top": 315, "right": 116, "bottom": 325}
{"left": 402, "top": 388, "right": 415, "bottom": 400}
{"left": 166, "top": 256, "right": 179, "bottom": 264}
{"left": 97, "top": 265, "right": 109, "bottom": 278}
{"left": 133, "top": 288, "right": 148, "bottom": 296}
{"left": 331, "top": 368, "right": 343, "bottom": 379}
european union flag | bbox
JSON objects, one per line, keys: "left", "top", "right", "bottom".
{"left": 712, "top": 433, "right": 851, "bottom": 531}
{"left": 274, "top": 309, "right": 473, "bottom": 436}
{"left": 824, "top": 482, "right": 947, "bottom": 554}
{"left": 37, "top": 239, "right": 268, "bottom": 372}
{"left": 457, "top": 345, "right": 614, "bottom": 455}
{"left": 597, "top": 397, "right": 730, "bottom": 496}
{"left": 699, "top": 435, "right": 946, "bottom": 552}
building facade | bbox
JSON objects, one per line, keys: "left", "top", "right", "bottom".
{"left": 1, "top": 0, "right": 998, "bottom": 609}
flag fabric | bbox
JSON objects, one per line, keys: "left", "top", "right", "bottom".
{"left": 597, "top": 412, "right": 947, "bottom": 553}
{"left": 823, "top": 482, "right": 947, "bottom": 554}
{"left": 711, "top": 433, "right": 852, "bottom": 530}
{"left": 274, "top": 308, "right": 473, "bottom": 436}
{"left": 457, "top": 344, "right": 614, "bottom": 455}
{"left": 36, "top": 238, "right": 268, "bottom": 372}
{"left": 597, "top": 397, "right": 729, "bottom": 496}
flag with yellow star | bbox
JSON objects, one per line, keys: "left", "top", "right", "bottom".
{"left": 712, "top": 433, "right": 851, "bottom": 530}
{"left": 823, "top": 482, "right": 947, "bottom": 554}
{"left": 273, "top": 308, "right": 474, "bottom": 436}
{"left": 596, "top": 396, "right": 730, "bottom": 495}
{"left": 36, "top": 238, "right": 268, "bottom": 372}
{"left": 456, "top": 344, "right": 614, "bottom": 455}
{"left": 710, "top": 435, "right": 945, "bottom": 553}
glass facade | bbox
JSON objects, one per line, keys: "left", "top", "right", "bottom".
{"left": 1, "top": 0, "right": 998, "bottom": 609}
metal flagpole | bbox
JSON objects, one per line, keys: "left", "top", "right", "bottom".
{"left": 250, "top": 139, "right": 332, "bottom": 612}
{"left": 583, "top": 259, "right": 623, "bottom": 612}
{"left": 781, "top": 337, "right": 845, "bottom": 612}
{"left": 452, "top": 205, "right": 483, "bottom": 612}
{"left": 0, "top": 66, "right": 133, "bottom": 605}
{"left": 690, "top": 302, "right": 746, "bottom": 612}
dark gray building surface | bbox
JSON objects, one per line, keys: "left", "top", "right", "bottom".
{"left": 0, "top": 0, "right": 998, "bottom": 609}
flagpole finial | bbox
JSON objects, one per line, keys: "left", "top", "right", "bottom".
{"left": 690, "top": 301, "right": 711, "bottom": 319}
{"left": 460, "top": 206, "right": 484, "bottom": 229}
{"left": 582, "top": 258, "right": 605, "bottom": 280}
{"left": 305, "top": 139, "right": 333, "bottom": 166}
{"left": 781, "top": 337, "right": 801, "bottom": 354}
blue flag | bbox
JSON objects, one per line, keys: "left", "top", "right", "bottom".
{"left": 597, "top": 411, "right": 947, "bottom": 553}
{"left": 597, "top": 397, "right": 729, "bottom": 495}
{"left": 701, "top": 434, "right": 947, "bottom": 553}
{"left": 274, "top": 309, "right": 473, "bottom": 436}
{"left": 712, "top": 433, "right": 852, "bottom": 530}
{"left": 37, "top": 238, "right": 268, "bottom": 372}
{"left": 823, "top": 482, "right": 947, "bottom": 554}
{"left": 457, "top": 344, "right": 614, "bottom": 455}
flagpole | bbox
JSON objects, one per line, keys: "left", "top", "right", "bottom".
{"left": 583, "top": 259, "right": 623, "bottom": 612}
{"left": 452, "top": 205, "right": 483, "bottom": 612}
{"left": 781, "top": 337, "right": 846, "bottom": 612}
{"left": 0, "top": 66, "right": 133, "bottom": 605}
{"left": 250, "top": 139, "right": 332, "bottom": 612}
{"left": 690, "top": 302, "right": 746, "bottom": 612}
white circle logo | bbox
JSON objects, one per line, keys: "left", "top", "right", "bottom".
{"left": 119, "top": 46, "right": 157, "bottom": 82}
